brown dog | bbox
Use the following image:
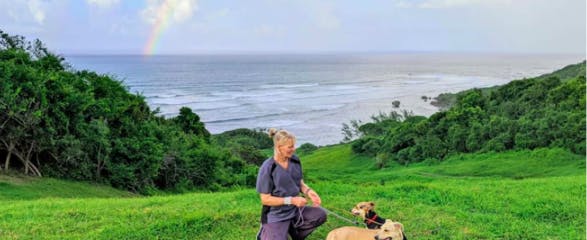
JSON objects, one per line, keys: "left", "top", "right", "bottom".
{"left": 326, "top": 220, "right": 405, "bottom": 240}
{"left": 351, "top": 201, "right": 386, "bottom": 229}
{"left": 351, "top": 201, "right": 408, "bottom": 240}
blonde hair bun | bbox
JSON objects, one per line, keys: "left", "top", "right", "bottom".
{"left": 268, "top": 128, "right": 296, "bottom": 146}
{"left": 268, "top": 128, "right": 278, "bottom": 138}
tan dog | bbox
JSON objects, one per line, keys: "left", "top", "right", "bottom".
{"left": 325, "top": 226, "right": 377, "bottom": 240}
{"left": 326, "top": 220, "right": 405, "bottom": 240}
{"left": 351, "top": 201, "right": 386, "bottom": 229}
{"left": 374, "top": 220, "right": 406, "bottom": 240}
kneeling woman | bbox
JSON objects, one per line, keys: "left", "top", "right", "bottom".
{"left": 256, "top": 128, "right": 327, "bottom": 240}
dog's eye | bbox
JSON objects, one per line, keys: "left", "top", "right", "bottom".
{"left": 359, "top": 206, "right": 364, "bottom": 209}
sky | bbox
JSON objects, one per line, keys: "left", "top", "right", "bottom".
{"left": 0, "top": 0, "right": 585, "bottom": 55}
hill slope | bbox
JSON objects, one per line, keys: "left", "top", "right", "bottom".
{"left": 1, "top": 146, "right": 584, "bottom": 239}
{"left": 432, "top": 60, "right": 586, "bottom": 109}
{"left": 0, "top": 175, "right": 137, "bottom": 201}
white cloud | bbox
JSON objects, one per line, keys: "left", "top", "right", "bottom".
{"left": 423, "top": 0, "right": 512, "bottom": 8}
{"left": 141, "top": 0, "right": 199, "bottom": 25}
{"left": 315, "top": 7, "right": 340, "bottom": 30}
{"left": 27, "top": 0, "right": 45, "bottom": 24}
{"left": 395, "top": 0, "right": 512, "bottom": 9}
{"left": 0, "top": 0, "right": 49, "bottom": 25}
{"left": 394, "top": 1, "right": 413, "bottom": 8}
{"left": 306, "top": 2, "right": 340, "bottom": 30}
{"left": 86, "top": 0, "right": 120, "bottom": 9}
{"left": 172, "top": 0, "right": 197, "bottom": 22}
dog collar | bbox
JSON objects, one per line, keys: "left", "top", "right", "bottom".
{"left": 365, "top": 214, "right": 378, "bottom": 224}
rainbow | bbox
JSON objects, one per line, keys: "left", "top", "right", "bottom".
{"left": 143, "top": 0, "right": 176, "bottom": 56}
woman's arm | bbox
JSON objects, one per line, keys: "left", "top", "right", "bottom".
{"left": 260, "top": 193, "right": 307, "bottom": 207}
{"left": 300, "top": 179, "right": 322, "bottom": 206}
{"left": 300, "top": 179, "right": 312, "bottom": 195}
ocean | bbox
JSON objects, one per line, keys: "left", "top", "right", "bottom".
{"left": 65, "top": 53, "right": 583, "bottom": 146}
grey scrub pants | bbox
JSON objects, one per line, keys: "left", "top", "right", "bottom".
{"left": 258, "top": 206, "right": 327, "bottom": 240}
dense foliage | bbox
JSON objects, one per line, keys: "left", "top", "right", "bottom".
{"left": 212, "top": 128, "right": 272, "bottom": 165}
{"left": 350, "top": 61, "right": 586, "bottom": 166}
{"left": 0, "top": 30, "right": 257, "bottom": 193}
{"left": 297, "top": 143, "right": 319, "bottom": 155}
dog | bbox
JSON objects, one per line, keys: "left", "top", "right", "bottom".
{"left": 351, "top": 201, "right": 408, "bottom": 240}
{"left": 374, "top": 220, "right": 406, "bottom": 240}
{"left": 351, "top": 201, "right": 386, "bottom": 229}
{"left": 325, "top": 226, "right": 378, "bottom": 240}
{"left": 326, "top": 220, "right": 405, "bottom": 240}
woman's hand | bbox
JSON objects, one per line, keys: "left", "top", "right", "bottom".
{"left": 307, "top": 190, "right": 322, "bottom": 207}
{"left": 292, "top": 196, "right": 307, "bottom": 207}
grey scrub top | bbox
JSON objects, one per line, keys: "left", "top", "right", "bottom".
{"left": 256, "top": 156, "right": 303, "bottom": 223}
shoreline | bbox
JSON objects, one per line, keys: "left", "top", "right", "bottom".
{"left": 66, "top": 54, "right": 585, "bottom": 146}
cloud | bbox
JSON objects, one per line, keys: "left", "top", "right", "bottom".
{"left": 0, "top": 0, "right": 49, "bottom": 25}
{"left": 86, "top": 0, "right": 120, "bottom": 9}
{"left": 141, "top": 0, "right": 199, "bottom": 25}
{"left": 395, "top": 0, "right": 512, "bottom": 9}
{"left": 313, "top": 5, "right": 340, "bottom": 30}
{"left": 27, "top": 0, "right": 46, "bottom": 24}
{"left": 394, "top": 1, "right": 413, "bottom": 8}
{"left": 304, "top": 1, "right": 340, "bottom": 30}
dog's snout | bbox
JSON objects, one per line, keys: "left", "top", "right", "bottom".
{"left": 374, "top": 236, "right": 379, "bottom": 240}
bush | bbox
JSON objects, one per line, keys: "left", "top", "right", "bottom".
{"left": 351, "top": 137, "right": 382, "bottom": 157}
{"left": 297, "top": 143, "right": 318, "bottom": 155}
{"left": 212, "top": 128, "right": 272, "bottom": 167}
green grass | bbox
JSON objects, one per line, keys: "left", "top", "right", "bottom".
{"left": 0, "top": 145, "right": 585, "bottom": 239}
{"left": 0, "top": 174, "right": 137, "bottom": 201}
{"left": 425, "top": 148, "right": 586, "bottom": 178}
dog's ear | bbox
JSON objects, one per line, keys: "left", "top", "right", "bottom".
{"left": 393, "top": 222, "right": 404, "bottom": 231}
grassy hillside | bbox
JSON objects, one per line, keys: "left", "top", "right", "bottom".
{"left": 1, "top": 145, "right": 584, "bottom": 239}
{"left": 0, "top": 175, "right": 137, "bottom": 201}
{"left": 431, "top": 60, "right": 586, "bottom": 109}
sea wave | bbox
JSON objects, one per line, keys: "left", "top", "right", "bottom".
{"left": 258, "top": 83, "right": 320, "bottom": 89}
{"left": 202, "top": 104, "right": 346, "bottom": 124}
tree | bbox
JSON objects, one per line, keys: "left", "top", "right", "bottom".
{"left": 0, "top": 60, "right": 46, "bottom": 176}
{"left": 173, "top": 107, "right": 210, "bottom": 140}
{"left": 0, "top": 30, "right": 260, "bottom": 192}
{"left": 457, "top": 89, "right": 486, "bottom": 109}
{"left": 341, "top": 119, "right": 362, "bottom": 142}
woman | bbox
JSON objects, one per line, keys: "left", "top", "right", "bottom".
{"left": 256, "top": 128, "right": 327, "bottom": 240}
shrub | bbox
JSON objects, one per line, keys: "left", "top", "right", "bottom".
{"left": 297, "top": 143, "right": 319, "bottom": 155}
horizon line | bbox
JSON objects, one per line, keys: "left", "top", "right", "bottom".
{"left": 61, "top": 50, "right": 587, "bottom": 57}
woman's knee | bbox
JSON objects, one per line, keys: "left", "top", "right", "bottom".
{"left": 317, "top": 208, "right": 327, "bottom": 224}
{"left": 307, "top": 207, "right": 327, "bottom": 224}
{"left": 261, "top": 222, "right": 290, "bottom": 240}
